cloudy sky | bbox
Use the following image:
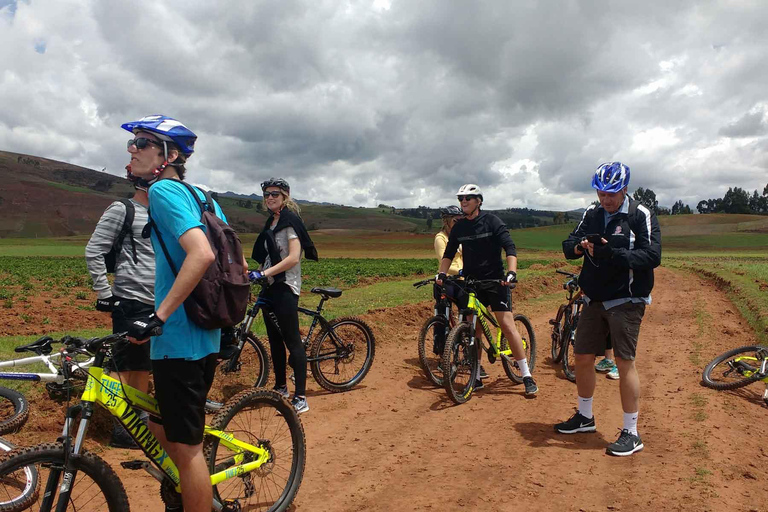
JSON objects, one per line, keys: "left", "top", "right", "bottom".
{"left": 1, "top": 0, "right": 767, "bottom": 211}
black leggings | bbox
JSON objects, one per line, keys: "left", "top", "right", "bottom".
{"left": 262, "top": 283, "right": 307, "bottom": 396}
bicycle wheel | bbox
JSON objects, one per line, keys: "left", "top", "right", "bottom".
{"left": 0, "top": 437, "right": 37, "bottom": 509}
{"left": 207, "top": 333, "right": 272, "bottom": 413}
{"left": 562, "top": 327, "right": 576, "bottom": 383}
{"left": 550, "top": 305, "right": 567, "bottom": 363}
{"left": 309, "top": 317, "right": 375, "bottom": 392}
{"left": 501, "top": 314, "right": 537, "bottom": 384}
{"left": 702, "top": 345, "right": 768, "bottom": 390}
{"left": 0, "top": 442, "right": 129, "bottom": 511}
{"left": 205, "top": 389, "right": 306, "bottom": 512}
{"left": 417, "top": 316, "right": 449, "bottom": 387}
{"left": 0, "top": 387, "right": 29, "bottom": 436}
{"left": 442, "top": 323, "right": 478, "bottom": 405}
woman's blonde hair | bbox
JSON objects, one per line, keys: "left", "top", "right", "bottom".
{"left": 281, "top": 190, "right": 301, "bottom": 216}
{"left": 440, "top": 216, "right": 453, "bottom": 234}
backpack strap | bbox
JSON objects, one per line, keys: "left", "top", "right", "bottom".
{"left": 147, "top": 213, "right": 180, "bottom": 277}
{"left": 114, "top": 199, "right": 138, "bottom": 265}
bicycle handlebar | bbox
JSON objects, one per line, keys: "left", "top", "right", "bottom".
{"left": 556, "top": 269, "right": 578, "bottom": 278}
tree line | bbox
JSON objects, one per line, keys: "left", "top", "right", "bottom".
{"left": 630, "top": 185, "right": 768, "bottom": 216}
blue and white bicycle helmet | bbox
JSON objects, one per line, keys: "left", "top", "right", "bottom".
{"left": 591, "top": 162, "right": 630, "bottom": 193}
{"left": 121, "top": 115, "right": 197, "bottom": 156}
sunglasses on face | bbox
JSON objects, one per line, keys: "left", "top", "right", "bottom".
{"left": 457, "top": 195, "right": 478, "bottom": 202}
{"left": 263, "top": 191, "right": 282, "bottom": 198}
{"left": 127, "top": 137, "right": 163, "bottom": 150}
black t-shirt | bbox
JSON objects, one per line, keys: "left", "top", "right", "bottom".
{"left": 443, "top": 211, "right": 516, "bottom": 279}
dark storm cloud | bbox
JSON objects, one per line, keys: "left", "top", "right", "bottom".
{"left": 1, "top": 0, "right": 767, "bottom": 210}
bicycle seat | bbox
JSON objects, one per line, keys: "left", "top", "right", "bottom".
{"left": 15, "top": 336, "right": 54, "bottom": 355}
{"left": 310, "top": 287, "right": 342, "bottom": 298}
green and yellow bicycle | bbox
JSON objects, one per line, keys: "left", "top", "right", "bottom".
{"left": 442, "top": 278, "right": 536, "bottom": 404}
{"left": 0, "top": 332, "right": 305, "bottom": 512}
{"left": 702, "top": 345, "right": 768, "bottom": 404}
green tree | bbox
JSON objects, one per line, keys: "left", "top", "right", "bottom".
{"left": 721, "top": 187, "right": 751, "bottom": 214}
{"left": 632, "top": 187, "right": 659, "bottom": 215}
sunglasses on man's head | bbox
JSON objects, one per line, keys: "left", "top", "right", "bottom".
{"left": 263, "top": 191, "right": 282, "bottom": 198}
{"left": 457, "top": 195, "right": 478, "bottom": 202}
{"left": 127, "top": 137, "right": 163, "bottom": 150}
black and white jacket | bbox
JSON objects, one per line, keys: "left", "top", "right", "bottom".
{"left": 563, "top": 198, "right": 661, "bottom": 302}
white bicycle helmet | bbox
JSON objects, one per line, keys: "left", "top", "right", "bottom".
{"left": 456, "top": 184, "right": 483, "bottom": 200}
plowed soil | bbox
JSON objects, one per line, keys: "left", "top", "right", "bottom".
{"left": 6, "top": 266, "right": 768, "bottom": 511}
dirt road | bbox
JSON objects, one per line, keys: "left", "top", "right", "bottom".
{"left": 16, "top": 267, "right": 768, "bottom": 511}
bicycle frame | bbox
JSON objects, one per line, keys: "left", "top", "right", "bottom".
{"left": 0, "top": 351, "right": 94, "bottom": 383}
{"left": 58, "top": 355, "right": 272, "bottom": 510}
{"left": 462, "top": 292, "right": 512, "bottom": 360}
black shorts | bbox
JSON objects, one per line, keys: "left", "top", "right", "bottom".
{"left": 109, "top": 298, "right": 153, "bottom": 372}
{"left": 474, "top": 281, "right": 512, "bottom": 312}
{"left": 150, "top": 354, "right": 217, "bottom": 445}
{"left": 574, "top": 301, "right": 645, "bottom": 360}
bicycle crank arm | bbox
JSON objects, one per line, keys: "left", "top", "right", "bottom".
{"left": 121, "top": 460, "right": 165, "bottom": 483}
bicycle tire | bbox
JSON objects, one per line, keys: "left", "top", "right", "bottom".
{"left": 502, "top": 314, "right": 537, "bottom": 384}
{"left": 702, "top": 345, "right": 768, "bottom": 390}
{"left": 207, "top": 333, "right": 272, "bottom": 413}
{"left": 550, "top": 305, "right": 567, "bottom": 363}
{"left": 0, "top": 437, "right": 37, "bottom": 509}
{"left": 309, "top": 317, "right": 376, "bottom": 393}
{"left": 442, "top": 323, "right": 478, "bottom": 405}
{"left": 0, "top": 442, "right": 129, "bottom": 511}
{"left": 417, "top": 316, "right": 448, "bottom": 387}
{"left": 205, "top": 389, "right": 306, "bottom": 512}
{"left": 0, "top": 387, "right": 29, "bottom": 436}
{"left": 562, "top": 325, "right": 576, "bottom": 383}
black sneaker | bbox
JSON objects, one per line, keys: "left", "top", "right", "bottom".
{"left": 554, "top": 412, "right": 596, "bottom": 434}
{"left": 479, "top": 365, "right": 489, "bottom": 380}
{"left": 474, "top": 379, "right": 484, "bottom": 390}
{"left": 291, "top": 395, "right": 309, "bottom": 415}
{"left": 523, "top": 376, "right": 538, "bottom": 397}
{"left": 606, "top": 429, "right": 644, "bottom": 456}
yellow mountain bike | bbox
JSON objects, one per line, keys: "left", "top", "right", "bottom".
{"left": 442, "top": 278, "right": 536, "bottom": 404}
{"left": 0, "top": 333, "right": 305, "bottom": 512}
{"left": 702, "top": 345, "right": 768, "bottom": 404}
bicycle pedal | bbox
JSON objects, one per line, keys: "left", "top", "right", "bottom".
{"left": 120, "top": 460, "right": 148, "bottom": 470}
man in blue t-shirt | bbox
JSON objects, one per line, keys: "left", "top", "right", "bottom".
{"left": 123, "top": 115, "right": 223, "bottom": 512}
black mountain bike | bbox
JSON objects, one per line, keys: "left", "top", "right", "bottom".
{"left": 208, "top": 285, "right": 376, "bottom": 411}
{"left": 549, "top": 270, "right": 583, "bottom": 382}
{"left": 414, "top": 277, "right": 460, "bottom": 387}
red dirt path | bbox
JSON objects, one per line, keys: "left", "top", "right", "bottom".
{"left": 5, "top": 267, "right": 767, "bottom": 511}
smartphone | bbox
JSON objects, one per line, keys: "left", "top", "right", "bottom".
{"left": 585, "top": 234, "right": 606, "bottom": 244}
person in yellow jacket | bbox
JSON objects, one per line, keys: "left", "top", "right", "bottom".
{"left": 430, "top": 206, "right": 467, "bottom": 357}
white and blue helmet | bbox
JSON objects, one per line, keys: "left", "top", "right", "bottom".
{"left": 121, "top": 115, "right": 197, "bottom": 155}
{"left": 592, "top": 162, "right": 630, "bottom": 193}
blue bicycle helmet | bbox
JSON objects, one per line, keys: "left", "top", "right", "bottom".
{"left": 592, "top": 162, "right": 630, "bottom": 193}
{"left": 121, "top": 115, "right": 197, "bottom": 155}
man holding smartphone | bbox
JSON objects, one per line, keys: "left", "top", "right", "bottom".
{"left": 554, "top": 162, "right": 661, "bottom": 456}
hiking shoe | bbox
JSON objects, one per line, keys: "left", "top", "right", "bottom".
{"left": 606, "top": 365, "right": 620, "bottom": 380}
{"left": 606, "top": 429, "right": 644, "bottom": 456}
{"left": 554, "top": 412, "right": 596, "bottom": 434}
{"left": 479, "top": 365, "right": 489, "bottom": 380}
{"left": 523, "top": 376, "right": 538, "bottom": 397}
{"left": 291, "top": 396, "right": 309, "bottom": 415}
{"left": 474, "top": 379, "right": 484, "bottom": 390}
{"left": 272, "top": 385, "right": 289, "bottom": 399}
{"left": 595, "top": 358, "right": 615, "bottom": 373}
{"left": 110, "top": 426, "right": 139, "bottom": 450}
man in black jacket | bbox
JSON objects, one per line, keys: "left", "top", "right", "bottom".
{"left": 438, "top": 184, "right": 538, "bottom": 397}
{"left": 554, "top": 162, "right": 661, "bottom": 457}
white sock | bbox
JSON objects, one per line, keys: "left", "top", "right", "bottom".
{"left": 623, "top": 411, "right": 638, "bottom": 435}
{"left": 516, "top": 358, "right": 531, "bottom": 378}
{"left": 578, "top": 396, "right": 593, "bottom": 419}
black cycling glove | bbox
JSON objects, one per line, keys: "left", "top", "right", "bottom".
{"left": 95, "top": 296, "right": 117, "bottom": 312}
{"left": 592, "top": 242, "right": 613, "bottom": 259}
{"left": 505, "top": 271, "right": 518, "bottom": 289}
{"left": 436, "top": 272, "right": 447, "bottom": 283}
{"left": 127, "top": 313, "right": 164, "bottom": 340}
